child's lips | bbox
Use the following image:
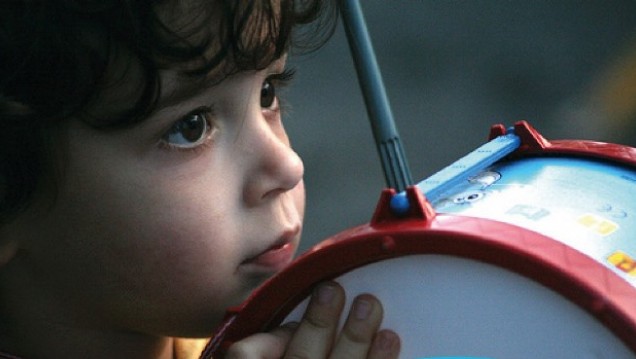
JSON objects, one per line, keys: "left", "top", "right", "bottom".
{"left": 241, "top": 227, "right": 300, "bottom": 273}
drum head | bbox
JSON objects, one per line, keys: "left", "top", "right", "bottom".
{"left": 285, "top": 254, "right": 634, "bottom": 358}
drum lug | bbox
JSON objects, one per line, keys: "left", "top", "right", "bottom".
{"left": 370, "top": 186, "right": 436, "bottom": 225}
{"left": 489, "top": 120, "right": 551, "bottom": 152}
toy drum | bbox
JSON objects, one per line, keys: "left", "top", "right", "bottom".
{"left": 203, "top": 122, "right": 636, "bottom": 359}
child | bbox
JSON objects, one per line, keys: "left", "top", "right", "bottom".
{"left": 0, "top": 0, "right": 400, "bottom": 358}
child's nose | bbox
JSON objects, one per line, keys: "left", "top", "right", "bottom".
{"left": 243, "top": 120, "right": 304, "bottom": 206}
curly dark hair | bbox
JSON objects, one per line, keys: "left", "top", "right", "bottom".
{"left": 0, "top": 0, "right": 336, "bottom": 223}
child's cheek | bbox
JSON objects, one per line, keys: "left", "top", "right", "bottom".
{"left": 294, "top": 180, "right": 306, "bottom": 221}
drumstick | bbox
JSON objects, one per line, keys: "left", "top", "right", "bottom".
{"left": 338, "top": 0, "right": 413, "bottom": 193}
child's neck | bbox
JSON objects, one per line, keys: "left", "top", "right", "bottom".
{"left": 0, "top": 261, "right": 177, "bottom": 359}
{"left": 0, "top": 320, "right": 176, "bottom": 359}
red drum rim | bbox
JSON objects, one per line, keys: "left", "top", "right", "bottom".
{"left": 206, "top": 188, "right": 636, "bottom": 357}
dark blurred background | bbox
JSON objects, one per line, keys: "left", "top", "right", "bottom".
{"left": 284, "top": 0, "right": 636, "bottom": 252}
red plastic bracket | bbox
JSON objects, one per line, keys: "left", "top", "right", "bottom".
{"left": 370, "top": 186, "right": 436, "bottom": 225}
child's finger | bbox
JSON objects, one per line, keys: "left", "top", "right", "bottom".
{"left": 283, "top": 281, "right": 346, "bottom": 358}
{"left": 329, "top": 294, "right": 385, "bottom": 359}
{"left": 225, "top": 322, "right": 298, "bottom": 359}
{"left": 368, "top": 330, "right": 401, "bottom": 359}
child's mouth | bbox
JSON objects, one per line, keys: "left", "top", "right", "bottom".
{"left": 241, "top": 229, "right": 299, "bottom": 273}
{"left": 246, "top": 242, "right": 294, "bottom": 269}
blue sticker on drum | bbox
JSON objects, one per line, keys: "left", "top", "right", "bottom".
{"left": 425, "top": 156, "right": 636, "bottom": 288}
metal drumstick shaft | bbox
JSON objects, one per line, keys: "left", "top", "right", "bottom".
{"left": 338, "top": 0, "right": 413, "bottom": 192}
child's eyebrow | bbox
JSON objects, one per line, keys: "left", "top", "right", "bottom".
{"left": 156, "top": 83, "right": 202, "bottom": 113}
{"left": 154, "top": 66, "right": 229, "bottom": 113}
{"left": 154, "top": 53, "right": 287, "bottom": 114}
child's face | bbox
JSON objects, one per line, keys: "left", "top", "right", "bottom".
{"left": 13, "top": 56, "right": 305, "bottom": 337}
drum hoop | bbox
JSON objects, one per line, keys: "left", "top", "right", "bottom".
{"left": 210, "top": 214, "right": 636, "bottom": 356}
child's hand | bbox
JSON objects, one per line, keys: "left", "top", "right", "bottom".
{"left": 225, "top": 282, "right": 400, "bottom": 358}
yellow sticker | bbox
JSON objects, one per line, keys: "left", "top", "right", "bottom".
{"left": 577, "top": 214, "right": 619, "bottom": 236}
{"left": 608, "top": 251, "right": 636, "bottom": 276}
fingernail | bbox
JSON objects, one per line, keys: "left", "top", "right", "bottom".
{"left": 283, "top": 321, "right": 299, "bottom": 330}
{"left": 353, "top": 298, "right": 372, "bottom": 320}
{"left": 316, "top": 283, "right": 336, "bottom": 305}
{"left": 374, "top": 331, "right": 397, "bottom": 351}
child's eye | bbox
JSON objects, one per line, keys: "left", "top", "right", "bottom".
{"left": 261, "top": 68, "right": 296, "bottom": 110}
{"left": 260, "top": 79, "right": 277, "bottom": 109}
{"left": 161, "top": 107, "right": 213, "bottom": 149}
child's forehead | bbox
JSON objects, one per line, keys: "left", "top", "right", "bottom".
{"left": 156, "top": 53, "right": 286, "bottom": 113}
{"left": 155, "top": 68, "right": 225, "bottom": 113}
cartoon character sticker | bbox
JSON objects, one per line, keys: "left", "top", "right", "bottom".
{"left": 597, "top": 204, "right": 628, "bottom": 219}
{"left": 506, "top": 204, "right": 550, "bottom": 221}
{"left": 607, "top": 251, "right": 636, "bottom": 276}
{"left": 468, "top": 171, "right": 501, "bottom": 188}
{"left": 577, "top": 214, "right": 619, "bottom": 236}
{"left": 434, "top": 171, "right": 502, "bottom": 209}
